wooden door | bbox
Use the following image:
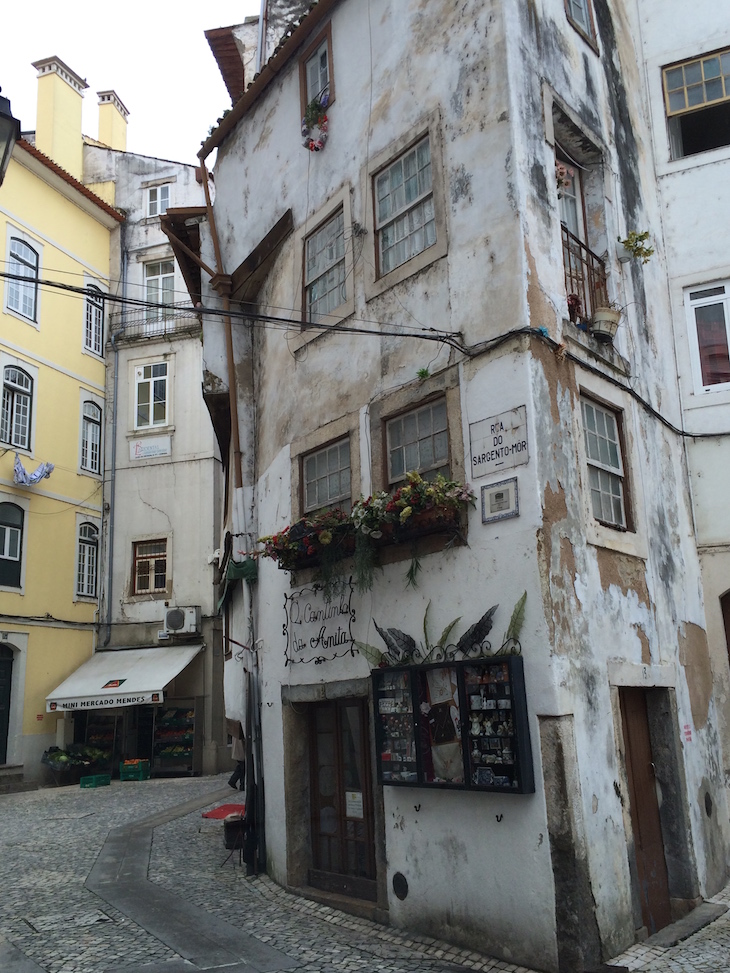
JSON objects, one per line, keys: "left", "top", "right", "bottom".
{"left": 619, "top": 687, "right": 672, "bottom": 934}
{"left": 309, "top": 698, "right": 376, "bottom": 900}
{"left": 0, "top": 646, "right": 13, "bottom": 764}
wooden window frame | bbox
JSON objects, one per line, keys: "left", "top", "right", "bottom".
{"left": 1, "top": 365, "right": 33, "bottom": 451}
{"left": 147, "top": 184, "right": 171, "bottom": 219}
{"left": 84, "top": 285, "right": 104, "bottom": 356}
{"left": 303, "top": 206, "right": 347, "bottom": 326}
{"left": 76, "top": 522, "right": 99, "bottom": 598}
{"left": 81, "top": 400, "right": 102, "bottom": 474}
{"left": 384, "top": 396, "right": 450, "bottom": 489}
{"left": 685, "top": 280, "right": 730, "bottom": 393}
{"left": 302, "top": 436, "right": 352, "bottom": 514}
{"left": 299, "top": 23, "right": 335, "bottom": 119}
{"left": 580, "top": 395, "right": 632, "bottom": 532}
{"left": 563, "top": 0, "right": 598, "bottom": 51}
{"left": 132, "top": 538, "right": 168, "bottom": 596}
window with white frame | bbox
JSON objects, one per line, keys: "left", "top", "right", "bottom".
{"left": 132, "top": 539, "right": 167, "bottom": 595}
{"left": 564, "top": 0, "right": 594, "bottom": 38}
{"left": 84, "top": 286, "right": 104, "bottom": 356}
{"left": 686, "top": 282, "right": 730, "bottom": 390}
{"left": 581, "top": 397, "right": 627, "bottom": 529}
{"left": 144, "top": 260, "right": 174, "bottom": 328}
{"left": 135, "top": 362, "right": 168, "bottom": 429}
{"left": 76, "top": 522, "right": 98, "bottom": 597}
{"left": 663, "top": 48, "right": 730, "bottom": 159}
{"left": 303, "top": 438, "right": 351, "bottom": 513}
{"left": 81, "top": 401, "right": 102, "bottom": 473}
{"left": 0, "top": 502, "right": 23, "bottom": 588}
{"left": 375, "top": 136, "right": 435, "bottom": 277}
{"left": 386, "top": 398, "right": 449, "bottom": 487}
{"left": 305, "top": 37, "right": 330, "bottom": 105}
{"left": 305, "top": 208, "right": 346, "bottom": 322}
{"left": 1, "top": 365, "right": 33, "bottom": 450}
{"left": 7, "top": 238, "right": 39, "bottom": 321}
{"left": 147, "top": 184, "right": 170, "bottom": 218}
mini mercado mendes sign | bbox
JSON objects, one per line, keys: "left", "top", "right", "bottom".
{"left": 284, "top": 580, "right": 357, "bottom": 665}
{"left": 469, "top": 405, "right": 528, "bottom": 479}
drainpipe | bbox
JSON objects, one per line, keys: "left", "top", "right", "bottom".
{"left": 256, "top": 0, "right": 267, "bottom": 75}
{"left": 102, "top": 222, "right": 127, "bottom": 647}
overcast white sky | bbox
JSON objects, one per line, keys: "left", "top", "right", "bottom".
{"left": 3, "top": 0, "right": 261, "bottom": 164}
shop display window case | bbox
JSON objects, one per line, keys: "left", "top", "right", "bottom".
{"left": 372, "top": 656, "right": 534, "bottom": 793}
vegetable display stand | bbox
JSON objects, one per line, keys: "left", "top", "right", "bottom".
{"left": 80, "top": 773, "right": 111, "bottom": 788}
{"left": 152, "top": 699, "right": 202, "bottom": 776}
{"left": 120, "top": 759, "right": 150, "bottom": 781}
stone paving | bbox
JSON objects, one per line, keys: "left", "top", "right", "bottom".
{"left": 0, "top": 774, "right": 729, "bottom": 973}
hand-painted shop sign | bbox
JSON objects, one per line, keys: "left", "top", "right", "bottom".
{"left": 129, "top": 436, "right": 171, "bottom": 460}
{"left": 284, "top": 581, "right": 356, "bottom": 665}
{"left": 469, "top": 406, "right": 528, "bottom": 478}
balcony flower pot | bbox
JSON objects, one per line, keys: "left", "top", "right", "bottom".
{"left": 590, "top": 306, "right": 621, "bottom": 342}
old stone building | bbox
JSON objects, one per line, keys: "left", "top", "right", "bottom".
{"left": 167, "top": 1, "right": 730, "bottom": 969}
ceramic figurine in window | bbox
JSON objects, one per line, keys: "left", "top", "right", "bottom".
{"left": 470, "top": 714, "right": 481, "bottom": 737}
{"left": 471, "top": 746, "right": 481, "bottom": 764}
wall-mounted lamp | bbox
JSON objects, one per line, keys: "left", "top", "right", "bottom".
{"left": 0, "top": 88, "right": 21, "bottom": 187}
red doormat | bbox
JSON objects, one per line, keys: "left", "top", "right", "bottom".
{"left": 201, "top": 804, "right": 246, "bottom": 819}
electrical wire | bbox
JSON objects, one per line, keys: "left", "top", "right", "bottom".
{"left": 2, "top": 268, "right": 729, "bottom": 442}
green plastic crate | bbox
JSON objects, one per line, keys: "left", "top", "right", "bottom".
{"left": 80, "top": 773, "right": 111, "bottom": 788}
{"left": 119, "top": 760, "right": 150, "bottom": 781}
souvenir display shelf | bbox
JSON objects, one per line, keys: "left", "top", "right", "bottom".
{"left": 372, "top": 656, "right": 534, "bottom": 793}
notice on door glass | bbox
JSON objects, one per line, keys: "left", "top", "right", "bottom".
{"left": 346, "top": 790, "right": 364, "bottom": 818}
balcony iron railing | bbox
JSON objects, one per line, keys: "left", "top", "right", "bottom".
{"left": 561, "top": 224, "right": 608, "bottom": 323}
{"left": 109, "top": 303, "right": 201, "bottom": 343}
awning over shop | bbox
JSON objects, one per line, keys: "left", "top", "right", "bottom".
{"left": 46, "top": 645, "right": 203, "bottom": 713}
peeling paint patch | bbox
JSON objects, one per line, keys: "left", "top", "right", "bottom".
{"left": 678, "top": 622, "right": 712, "bottom": 730}
{"left": 632, "top": 623, "right": 651, "bottom": 665}
{"left": 595, "top": 550, "right": 649, "bottom": 607}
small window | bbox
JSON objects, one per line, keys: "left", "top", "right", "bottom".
{"left": 663, "top": 48, "right": 730, "bottom": 159}
{"left": 81, "top": 401, "right": 102, "bottom": 473}
{"left": 687, "top": 282, "right": 730, "bottom": 390}
{"left": 147, "top": 184, "right": 170, "bottom": 218}
{"left": 1, "top": 365, "right": 33, "bottom": 450}
{"left": 84, "top": 286, "right": 104, "bottom": 356}
{"left": 7, "top": 238, "right": 39, "bottom": 321}
{"left": 386, "top": 399, "right": 449, "bottom": 487}
{"left": 303, "top": 438, "right": 351, "bottom": 513}
{"left": 375, "top": 136, "right": 435, "bottom": 277}
{"left": 132, "top": 539, "right": 167, "bottom": 594}
{"left": 564, "top": 0, "right": 594, "bottom": 39}
{"left": 135, "top": 362, "right": 168, "bottom": 430}
{"left": 144, "top": 261, "right": 174, "bottom": 331}
{"left": 581, "top": 398, "right": 627, "bottom": 529}
{"left": 300, "top": 26, "right": 334, "bottom": 117}
{"left": 304, "top": 208, "right": 346, "bottom": 323}
{"left": 0, "top": 502, "right": 23, "bottom": 588}
{"left": 77, "top": 522, "right": 98, "bottom": 597}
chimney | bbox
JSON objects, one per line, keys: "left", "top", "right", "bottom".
{"left": 32, "top": 56, "right": 87, "bottom": 179}
{"left": 97, "top": 91, "right": 129, "bottom": 151}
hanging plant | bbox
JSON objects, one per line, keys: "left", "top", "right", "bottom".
{"left": 301, "top": 92, "right": 329, "bottom": 152}
{"left": 555, "top": 160, "right": 574, "bottom": 198}
{"left": 618, "top": 230, "right": 654, "bottom": 264}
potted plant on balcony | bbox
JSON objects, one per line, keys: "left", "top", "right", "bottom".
{"left": 590, "top": 300, "right": 623, "bottom": 342}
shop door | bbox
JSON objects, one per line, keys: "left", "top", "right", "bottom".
{"left": 309, "top": 698, "right": 376, "bottom": 900}
{"left": 0, "top": 646, "right": 13, "bottom": 764}
{"left": 619, "top": 687, "right": 672, "bottom": 934}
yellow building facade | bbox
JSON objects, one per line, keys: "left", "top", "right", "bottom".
{"left": 0, "top": 58, "right": 122, "bottom": 782}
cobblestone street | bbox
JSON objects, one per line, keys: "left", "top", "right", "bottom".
{"left": 0, "top": 776, "right": 728, "bottom": 973}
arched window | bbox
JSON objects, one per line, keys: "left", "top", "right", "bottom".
{"left": 85, "top": 286, "right": 104, "bottom": 356}
{"left": 0, "top": 502, "right": 23, "bottom": 588}
{"left": 81, "top": 401, "right": 102, "bottom": 474}
{"left": 77, "top": 522, "right": 98, "bottom": 598}
{"left": 1, "top": 366, "right": 33, "bottom": 450}
{"left": 7, "top": 238, "right": 39, "bottom": 321}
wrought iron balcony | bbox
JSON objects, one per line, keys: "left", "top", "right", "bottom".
{"left": 108, "top": 303, "right": 201, "bottom": 343}
{"left": 561, "top": 224, "right": 608, "bottom": 323}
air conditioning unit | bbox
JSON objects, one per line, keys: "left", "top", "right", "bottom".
{"left": 162, "top": 606, "right": 201, "bottom": 636}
